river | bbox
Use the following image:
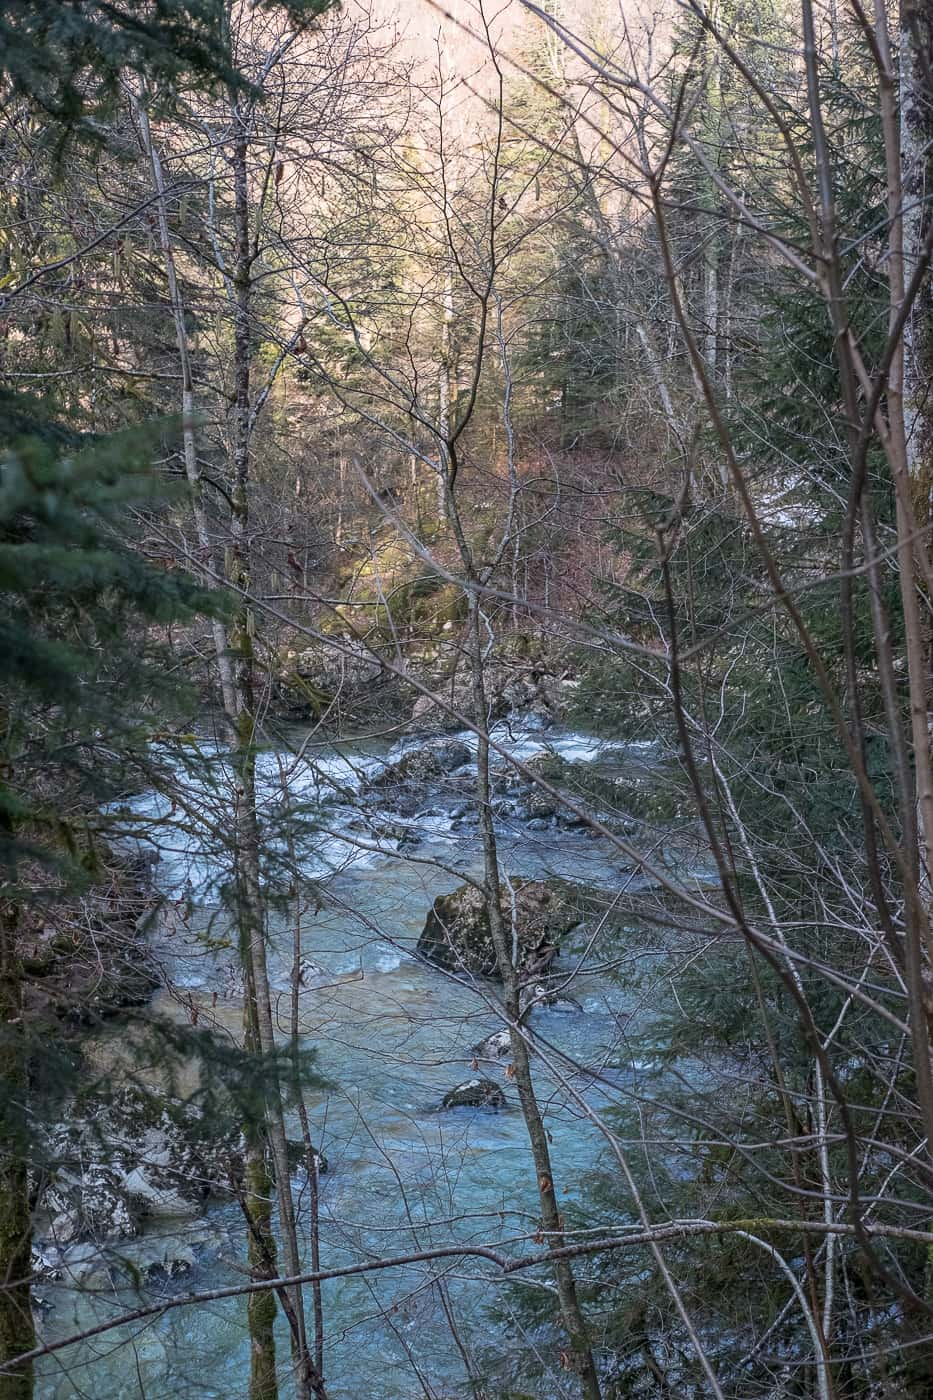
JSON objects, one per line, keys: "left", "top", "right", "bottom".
{"left": 35, "top": 720, "right": 665, "bottom": 1399}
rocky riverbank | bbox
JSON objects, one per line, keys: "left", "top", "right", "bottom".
{"left": 21, "top": 857, "right": 251, "bottom": 1288}
{"left": 20, "top": 852, "right": 160, "bottom": 1029}
{"left": 271, "top": 631, "right": 581, "bottom": 736}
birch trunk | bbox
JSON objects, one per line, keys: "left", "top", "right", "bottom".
{"left": 134, "top": 97, "right": 238, "bottom": 719}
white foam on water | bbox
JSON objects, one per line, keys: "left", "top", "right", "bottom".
{"left": 383, "top": 722, "right": 646, "bottom": 778}
{"left": 112, "top": 742, "right": 402, "bottom": 897}
{"left": 546, "top": 735, "right": 606, "bottom": 762}
{"left": 113, "top": 724, "right": 636, "bottom": 900}
{"left": 296, "top": 829, "right": 393, "bottom": 882}
{"left": 448, "top": 723, "right": 617, "bottom": 766}
{"left": 170, "top": 972, "right": 208, "bottom": 990}
{"left": 267, "top": 748, "right": 385, "bottom": 803}
{"left": 392, "top": 810, "right": 457, "bottom": 842}
{"left": 372, "top": 947, "right": 405, "bottom": 972}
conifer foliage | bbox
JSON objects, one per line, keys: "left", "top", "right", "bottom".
{"left": 1, "top": 2, "right": 932, "bottom": 1398}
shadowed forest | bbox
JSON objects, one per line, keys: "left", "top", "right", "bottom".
{"left": 1, "top": 1, "right": 933, "bottom": 1396}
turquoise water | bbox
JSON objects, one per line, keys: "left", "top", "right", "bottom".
{"left": 36, "top": 726, "right": 653, "bottom": 1399}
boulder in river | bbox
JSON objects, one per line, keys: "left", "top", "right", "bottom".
{"left": 417, "top": 878, "right": 581, "bottom": 979}
{"left": 43, "top": 1164, "right": 142, "bottom": 1245}
{"left": 409, "top": 656, "right": 571, "bottom": 730}
{"left": 442, "top": 1077, "right": 506, "bottom": 1110}
{"left": 369, "top": 738, "right": 472, "bottom": 789}
{"left": 411, "top": 671, "right": 503, "bottom": 730}
{"left": 519, "top": 982, "right": 583, "bottom": 1015}
{"left": 519, "top": 981, "right": 557, "bottom": 1013}
{"left": 472, "top": 1028, "right": 512, "bottom": 1060}
{"left": 36, "top": 1088, "right": 246, "bottom": 1246}
{"left": 523, "top": 751, "right": 569, "bottom": 783}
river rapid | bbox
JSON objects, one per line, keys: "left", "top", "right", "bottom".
{"left": 36, "top": 720, "right": 663, "bottom": 1400}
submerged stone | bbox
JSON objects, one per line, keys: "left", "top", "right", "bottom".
{"left": 471, "top": 1029, "right": 513, "bottom": 1060}
{"left": 441, "top": 1078, "right": 506, "bottom": 1110}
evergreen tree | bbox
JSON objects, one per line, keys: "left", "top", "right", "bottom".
{"left": 0, "top": 4, "right": 332, "bottom": 1394}
{"left": 0, "top": 0, "right": 326, "bottom": 143}
{"left": 0, "top": 402, "right": 226, "bottom": 1396}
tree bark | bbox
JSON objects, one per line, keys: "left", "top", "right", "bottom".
{"left": 133, "top": 97, "right": 238, "bottom": 719}
{"left": 228, "top": 102, "right": 325, "bottom": 1400}
{"left": 437, "top": 262, "right": 454, "bottom": 520}
{"left": 0, "top": 907, "right": 34, "bottom": 1400}
{"left": 466, "top": 597, "right": 602, "bottom": 1400}
{"left": 900, "top": 0, "right": 933, "bottom": 506}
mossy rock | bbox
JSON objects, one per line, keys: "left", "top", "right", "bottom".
{"left": 524, "top": 751, "right": 567, "bottom": 783}
{"left": 441, "top": 1077, "right": 506, "bottom": 1110}
{"left": 334, "top": 539, "right": 451, "bottom": 638}
{"left": 410, "top": 581, "right": 466, "bottom": 627}
{"left": 370, "top": 739, "right": 472, "bottom": 789}
{"left": 417, "top": 878, "right": 581, "bottom": 979}
{"left": 279, "top": 672, "right": 333, "bottom": 718}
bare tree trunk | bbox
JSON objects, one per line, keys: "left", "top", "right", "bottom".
{"left": 0, "top": 907, "right": 34, "bottom": 1400}
{"left": 722, "top": 214, "right": 744, "bottom": 403}
{"left": 437, "top": 262, "right": 454, "bottom": 520}
{"left": 899, "top": 2, "right": 933, "bottom": 814}
{"left": 703, "top": 255, "right": 718, "bottom": 373}
{"left": 228, "top": 108, "right": 283, "bottom": 1387}
{"left": 465, "top": 596, "right": 602, "bottom": 1400}
{"left": 701, "top": 5, "right": 722, "bottom": 377}
{"left": 227, "top": 105, "right": 325, "bottom": 1400}
{"left": 241, "top": 956, "right": 280, "bottom": 1400}
{"left": 900, "top": 0, "right": 933, "bottom": 502}
{"left": 634, "top": 322, "right": 678, "bottom": 436}
{"left": 292, "top": 1011, "right": 325, "bottom": 1383}
{"left": 133, "top": 97, "right": 238, "bottom": 719}
{"left": 136, "top": 88, "right": 288, "bottom": 1398}
{"left": 280, "top": 779, "right": 326, "bottom": 1389}
{"left": 870, "top": 2, "right": 933, "bottom": 962}
{"left": 335, "top": 452, "right": 346, "bottom": 548}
